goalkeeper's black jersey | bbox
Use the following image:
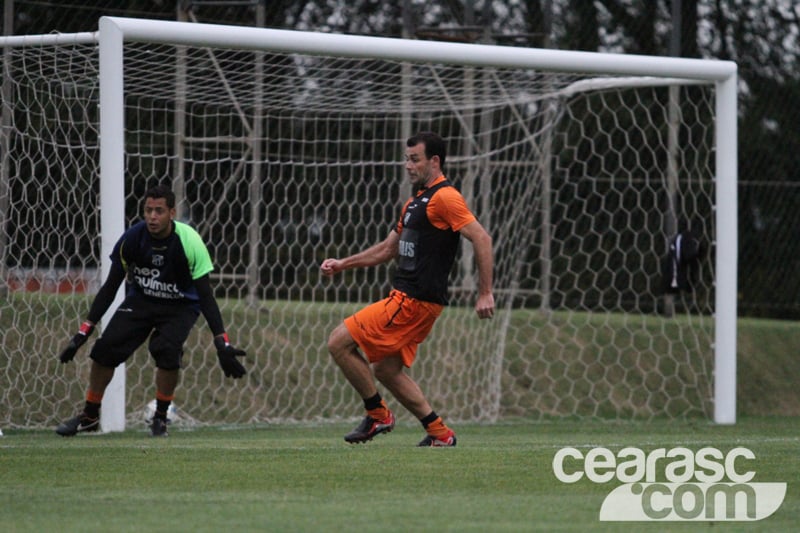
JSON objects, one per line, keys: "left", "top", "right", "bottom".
{"left": 109, "top": 220, "right": 214, "bottom": 305}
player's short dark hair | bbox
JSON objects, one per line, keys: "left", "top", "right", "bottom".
{"left": 407, "top": 131, "right": 446, "bottom": 170}
{"left": 145, "top": 184, "right": 176, "bottom": 208}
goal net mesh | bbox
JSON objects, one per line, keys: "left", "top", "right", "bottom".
{"left": 0, "top": 36, "right": 716, "bottom": 429}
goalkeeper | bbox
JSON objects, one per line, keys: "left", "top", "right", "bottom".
{"left": 56, "top": 184, "right": 246, "bottom": 437}
{"left": 321, "top": 132, "right": 495, "bottom": 447}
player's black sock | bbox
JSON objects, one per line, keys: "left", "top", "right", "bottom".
{"left": 83, "top": 401, "right": 100, "bottom": 420}
{"left": 420, "top": 411, "right": 439, "bottom": 428}
{"left": 155, "top": 398, "right": 171, "bottom": 420}
{"left": 363, "top": 393, "right": 383, "bottom": 411}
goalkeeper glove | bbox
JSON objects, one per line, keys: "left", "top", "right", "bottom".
{"left": 58, "top": 321, "right": 94, "bottom": 363}
{"left": 214, "top": 333, "right": 246, "bottom": 379}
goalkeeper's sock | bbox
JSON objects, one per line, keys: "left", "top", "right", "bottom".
{"left": 155, "top": 391, "right": 174, "bottom": 421}
{"left": 420, "top": 412, "right": 451, "bottom": 439}
{"left": 364, "top": 393, "right": 390, "bottom": 421}
{"left": 83, "top": 390, "right": 103, "bottom": 419}
{"left": 154, "top": 403, "right": 170, "bottom": 420}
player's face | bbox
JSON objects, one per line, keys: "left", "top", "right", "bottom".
{"left": 405, "top": 142, "right": 438, "bottom": 189}
{"left": 143, "top": 197, "right": 175, "bottom": 239}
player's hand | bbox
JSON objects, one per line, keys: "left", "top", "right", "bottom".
{"left": 320, "top": 258, "right": 342, "bottom": 277}
{"left": 214, "top": 334, "right": 246, "bottom": 378}
{"left": 475, "top": 293, "right": 495, "bottom": 320}
{"left": 58, "top": 321, "right": 94, "bottom": 363}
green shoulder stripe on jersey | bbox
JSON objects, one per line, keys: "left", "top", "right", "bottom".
{"left": 119, "top": 240, "right": 128, "bottom": 272}
{"left": 174, "top": 221, "right": 214, "bottom": 279}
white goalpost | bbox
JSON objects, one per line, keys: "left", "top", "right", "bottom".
{"left": 0, "top": 17, "right": 737, "bottom": 431}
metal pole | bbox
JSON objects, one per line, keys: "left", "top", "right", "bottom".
{"left": 398, "top": 0, "right": 413, "bottom": 202}
{"left": 246, "top": 1, "right": 265, "bottom": 306}
{"left": 98, "top": 17, "right": 127, "bottom": 432}
{"left": 0, "top": 0, "right": 14, "bottom": 297}
{"left": 713, "top": 74, "right": 738, "bottom": 424}
{"left": 460, "top": 0, "right": 476, "bottom": 292}
{"left": 539, "top": 0, "right": 555, "bottom": 312}
{"left": 173, "top": 4, "right": 188, "bottom": 219}
{"left": 663, "top": 0, "right": 681, "bottom": 317}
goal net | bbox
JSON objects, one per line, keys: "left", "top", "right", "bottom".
{"left": 0, "top": 18, "right": 737, "bottom": 430}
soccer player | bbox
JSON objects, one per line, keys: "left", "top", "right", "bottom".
{"left": 320, "top": 132, "right": 495, "bottom": 447}
{"left": 56, "top": 184, "right": 246, "bottom": 437}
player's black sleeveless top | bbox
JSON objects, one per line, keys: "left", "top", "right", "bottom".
{"left": 393, "top": 181, "right": 460, "bottom": 305}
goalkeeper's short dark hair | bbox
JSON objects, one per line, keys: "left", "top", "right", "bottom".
{"left": 145, "top": 183, "right": 176, "bottom": 208}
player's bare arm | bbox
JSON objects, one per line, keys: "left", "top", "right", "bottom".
{"left": 321, "top": 231, "right": 400, "bottom": 276}
{"left": 458, "top": 220, "right": 495, "bottom": 319}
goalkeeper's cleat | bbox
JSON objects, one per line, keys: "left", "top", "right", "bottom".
{"left": 149, "top": 417, "right": 169, "bottom": 437}
{"left": 55, "top": 414, "right": 99, "bottom": 436}
{"left": 344, "top": 411, "right": 395, "bottom": 444}
{"left": 417, "top": 429, "right": 457, "bottom": 447}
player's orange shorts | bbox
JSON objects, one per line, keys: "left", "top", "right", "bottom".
{"left": 344, "top": 289, "right": 443, "bottom": 367}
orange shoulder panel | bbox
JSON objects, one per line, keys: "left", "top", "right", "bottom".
{"left": 427, "top": 186, "right": 476, "bottom": 231}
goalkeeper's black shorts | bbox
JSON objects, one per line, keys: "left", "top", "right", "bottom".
{"left": 89, "top": 294, "right": 199, "bottom": 370}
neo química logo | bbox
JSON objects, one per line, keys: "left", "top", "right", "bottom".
{"left": 552, "top": 446, "right": 786, "bottom": 521}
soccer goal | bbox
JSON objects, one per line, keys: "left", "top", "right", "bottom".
{"left": 0, "top": 17, "right": 737, "bottom": 431}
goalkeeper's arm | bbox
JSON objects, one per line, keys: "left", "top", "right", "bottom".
{"left": 196, "top": 274, "right": 247, "bottom": 378}
{"left": 58, "top": 266, "right": 125, "bottom": 363}
{"left": 86, "top": 266, "right": 126, "bottom": 324}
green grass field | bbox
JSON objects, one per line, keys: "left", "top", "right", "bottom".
{"left": 3, "top": 295, "right": 798, "bottom": 531}
{"left": 1, "top": 418, "right": 797, "bottom": 532}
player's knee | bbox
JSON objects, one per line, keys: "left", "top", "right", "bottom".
{"left": 155, "top": 360, "right": 181, "bottom": 371}
{"left": 150, "top": 347, "right": 183, "bottom": 370}
{"left": 373, "top": 360, "right": 401, "bottom": 384}
{"left": 89, "top": 345, "right": 128, "bottom": 368}
{"left": 327, "top": 324, "right": 349, "bottom": 356}
{"left": 149, "top": 336, "right": 184, "bottom": 370}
